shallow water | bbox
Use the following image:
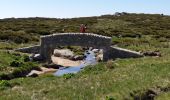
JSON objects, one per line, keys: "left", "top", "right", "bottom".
{"left": 54, "top": 50, "right": 96, "bottom": 76}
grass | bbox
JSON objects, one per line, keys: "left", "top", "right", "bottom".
{"left": 0, "top": 51, "right": 17, "bottom": 74}
{"left": 0, "top": 34, "right": 169, "bottom": 99}
{"left": 0, "top": 42, "right": 39, "bottom": 50}
{"left": 0, "top": 47, "right": 169, "bottom": 99}
{"left": 156, "top": 92, "right": 170, "bottom": 100}
{"left": 0, "top": 13, "right": 170, "bottom": 99}
{"left": 0, "top": 50, "right": 40, "bottom": 80}
{"left": 0, "top": 13, "right": 170, "bottom": 43}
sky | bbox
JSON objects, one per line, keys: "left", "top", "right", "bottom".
{"left": 0, "top": 0, "right": 170, "bottom": 19}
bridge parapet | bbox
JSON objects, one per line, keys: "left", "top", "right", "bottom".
{"left": 40, "top": 33, "right": 111, "bottom": 47}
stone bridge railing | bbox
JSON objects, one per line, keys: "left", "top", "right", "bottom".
{"left": 15, "top": 45, "right": 40, "bottom": 54}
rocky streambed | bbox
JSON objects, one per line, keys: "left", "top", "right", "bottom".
{"left": 54, "top": 50, "right": 97, "bottom": 76}
{"left": 27, "top": 48, "right": 103, "bottom": 77}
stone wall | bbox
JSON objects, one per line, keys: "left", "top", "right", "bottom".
{"left": 15, "top": 45, "right": 40, "bottom": 54}
{"left": 108, "top": 46, "right": 143, "bottom": 59}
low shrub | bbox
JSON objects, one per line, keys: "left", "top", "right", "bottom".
{"left": 105, "top": 96, "right": 116, "bottom": 100}
{"left": 9, "top": 60, "right": 23, "bottom": 67}
{"left": 1, "top": 62, "right": 39, "bottom": 80}
{"left": 22, "top": 55, "right": 30, "bottom": 62}
{"left": 12, "top": 68, "right": 26, "bottom": 77}
{"left": 63, "top": 73, "right": 75, "bottom": 79}
{"left": 0, "top": 73, "right": 13, "bottom": 80}
{"left": 0, "top": 80, "right": 11, "bottom": 87}
{"left": 12, "top": 62, "right": 39, "bottom": 78}
{"left": 0, "top": 80, "right": 12, "bottom": 90}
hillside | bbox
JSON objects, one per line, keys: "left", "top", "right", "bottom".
{"left": 0, "top": 13, "right": 170, "bottom": 43}
{"left": 0, "top": 13, "right": 170, "bottom": 100}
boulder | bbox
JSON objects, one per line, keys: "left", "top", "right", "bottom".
{"left": 42, "top": 63, "right": 60, "bottom": 69}
{"left": 72, "top": 55, "right": 84, "bottom": 61}
{"left": 53, "top": 49, "right": 74, "bottom": 59}
{"left": 29, "top": 54, "right": 43, "bottom": 61}
{"left": 96, "top": 54, "right": 103, "bottom": 62}
{"left": 92, "top": 49, "right": 99, "bottom": 53}
{"left": 142, "top": 51, "right": 161, "bottom": 57}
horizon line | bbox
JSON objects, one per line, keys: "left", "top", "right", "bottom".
{"left": 0, "top": 12, "right": 169, "bottom": 20}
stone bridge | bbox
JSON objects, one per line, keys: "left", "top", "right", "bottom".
{"left": 15, "top": 33, "right": 143, "bottom": 62}
{"left": 40, "top": 33, "right": 112, "bottom": 61}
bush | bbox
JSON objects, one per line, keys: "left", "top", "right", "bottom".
{"left": 63, "top": 73, "right": 75, "bottom": 79}
{"left": 0, "top": 73, "right": 13, "bottom": 80}
{"left": 12, "top": 62, "right": 39, "bottom": 78}
{"left": 9, "top": 60, "right": 23, "bottom": 67}
{"left": 22, "top": 55, "right": 30, "bottom": 62}
{"left": 12, "top": 68, "right": 27, "bottom": 77}
{"left": 0, "top": 62, "right": 39, "bottom": 80}
{"left": 0, "top": 80, "right": 20, "bottom": 90}
{"left": 0, "top": 80, "right": 11, "bottom": 87}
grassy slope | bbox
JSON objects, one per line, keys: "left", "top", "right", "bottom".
{"left": 0, "top": 41, "right": 167, "bottom": 99}
{"left": 0, "top": 47, "right": 169, "bottom": 99}
{"left": 156, "top": 92, "right": 170, "bottom": 100}
{"left": 0, "top": 51, "right": 15, "bottom": 74}
{"left": 0, "top": 13, "right": 170, "bottom": 44}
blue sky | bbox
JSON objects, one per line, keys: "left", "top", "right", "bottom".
{"left": 0, "top": 0, "right": 170, "bottom": 19}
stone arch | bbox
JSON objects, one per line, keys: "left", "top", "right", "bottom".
{"left": 40, "top": 33, "right": 112, "bottom": 62}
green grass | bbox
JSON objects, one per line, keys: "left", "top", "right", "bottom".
{"left": 0, "top": 13, "right": 170, "bottom": 99}
{"left": 0, "top": 51, "right": 17, "bottom": 74}
{"left": 0, "top": 50, "right": 39, "bottom": 80}
{"left": 0, "top": 13, "right": 170, "bottom": 43}
{"left": 0, "top": 48, "right": 169, "bottom": 99}
{"left": 0, "top": 42, "right": 39, "bottom": 50}
{"left": 156, "top": 92, "right": 170, "bottom": 100}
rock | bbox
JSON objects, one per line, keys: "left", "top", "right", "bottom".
{"left": 92, "top": 49, "right": 99, "bottom": 53}
{"left": 72, "top": 55, "right": 84, "bottom": 61}
{"left": 142, "top": 51, "right": 161, "bottom": 57}
{"left": 89, "top": 47, "right": 93, "bottom": 51}
{"left": 42, "top": 63, "right": 60, "bottom": 69}
{"left": 82, "top": 47, "right": 89, "bottom": 50}
{"left": 53, "top": 49, "right": 74, "bottom": 59}
{"left": 96, "top": 54, "right": 103, "bottom": 62}
{"left": 29, "top": 54, "right": 43, "bottom": 61}
{"left": 85, "top": 50, "right": 90, "bottom": 55}
{"left": 93, "top": 49, "right": 103, "bottom": 62}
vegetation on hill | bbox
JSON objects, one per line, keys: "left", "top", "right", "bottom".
{"left": 0, "top": 13, "right": 170, "bottom": 44}
{"left": 0, "top": 13, "right": 170, "bottom": 99}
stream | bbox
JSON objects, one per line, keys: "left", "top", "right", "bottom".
{"left": 54, "top": 50, "right": 97, "bottom": 76}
